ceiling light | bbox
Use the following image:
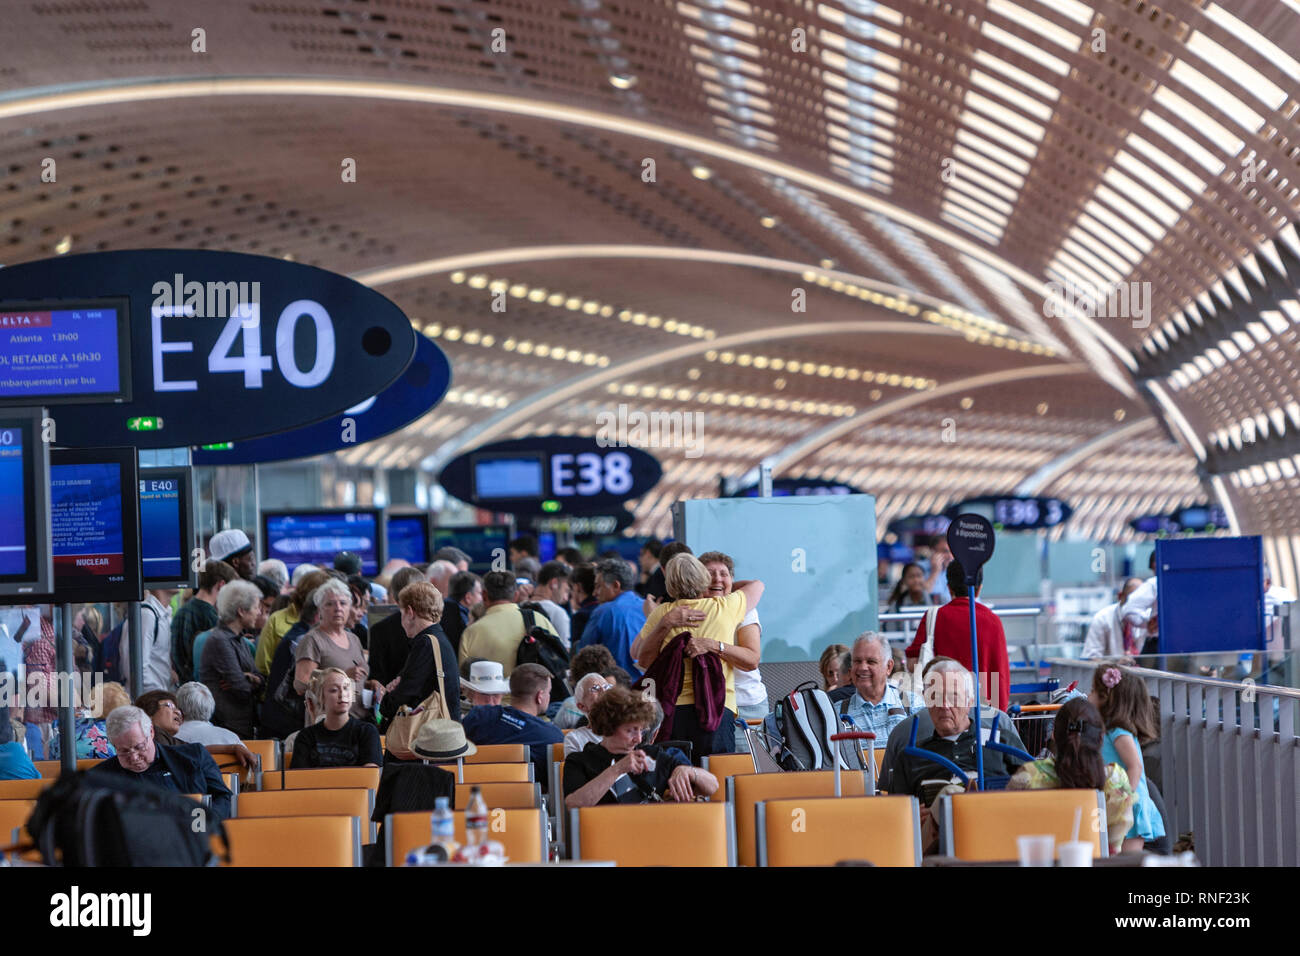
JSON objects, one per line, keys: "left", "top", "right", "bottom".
{"left": 1036, "top": 403, "right": 1049, "bottom": 415}
{"left": 820, "top": 258, "right": 836, "bottom": 269}
{"left": 960, "top": 397, "right": 974, "bottom": 409}
{"left": 55, "top": 235, "right": 72, "bottom": 255}
{"left": 692, "top": 165, "right": 713, "bottom": 180}
{"left": 450, "top": 271, "right": 466, "bottom": 284}
{"left": 609, "top": 74, "right": 638, "bottom": 90}
{"left": 774, "top": 378, "right": 786, "bottom": 390}
{"left": 527, "top": 288, "right": 546, "bottom": 302}
{"left": 467, "top": 274, "right": 488, "bottom": 289}
{"left": 760, "top": 216, "right": 778, "bottom": 228}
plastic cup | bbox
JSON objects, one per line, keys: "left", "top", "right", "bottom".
{"left": 361, "top": 688, "right": 374, "bottom": 708}
{"left": 1058, "top": 841, "right": 1093, "bottom": 867}
{"left": 1016, "top": 834, "right": 1056, "bottom": 867}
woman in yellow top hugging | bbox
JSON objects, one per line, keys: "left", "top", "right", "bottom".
{"left": 1007, "top": 696, "right": 1136, "bottom": 855}
{"left": 631, "top": 553, "right": 763, "bottom": 764}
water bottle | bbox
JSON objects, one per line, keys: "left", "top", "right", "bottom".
{"left": 465, "top": 785, "right": 489, "bottom": 846}
{"left": 430, "top": 796, "right": 454, "bottom": 842}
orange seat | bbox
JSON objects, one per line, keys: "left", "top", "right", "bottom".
{"left": 757, "top": 796, "right": 921, "bottom": 866}
{"left": 463, "top": 744, "right": 528, "bottom": 764}
{"left": 384, "top": 808, "right": 547, "bottom": 865}
{"left": 238, "top": 739, "right": 281, "bottom": 771}
{"left": 730, "top": 771, "right": 869, "bottom": 866}
{"left": 942, "top": 789, "right": 1109, "bottom": 861}
{"left": 0, "top": 799, "right": 35, "bottom": 847}
{"left": 31, "top": 757, "right": 104, "bottom": 776}
{"left": 454, "top": 782, "right": 541, "bottom": 810}
{"left": 701, "top": 753, "right": 756, "bottom": 802}
{"left": 0, "top": 779, "right": 55, "bottom": 800}
{"left": 222, "top": 815, "right": 361, "bottom": 866}
{"left": 260, "top": 767, "right": 381, "bottom": 792}
{"left": 438, "top": 761, "right": 533, "bottom": 783}
{"left": 569, "top": 802, "right": 734, "bottom": 866}
{"left": 234, "top": 788, "right": 375, "bottom": 840}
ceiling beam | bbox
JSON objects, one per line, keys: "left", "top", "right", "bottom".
{"left": 0, "top": 75, "right": 1138, "bottom": 388}
{"left": 417, "top": 319, "right": 964, "bottom": 472}
{"left": 1012, "top": 418, "right": 1155, "bottom": 496}
{"left": 733, "top": 363, "right": 1093, "bottom": 487}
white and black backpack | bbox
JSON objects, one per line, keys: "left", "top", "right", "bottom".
{"left": 771, "top": 682, "right": 857, "bottom": 772}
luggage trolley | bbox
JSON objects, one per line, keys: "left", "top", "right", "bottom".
{"left": 1007, "top": 678, "right": 1076, "bottom": 758}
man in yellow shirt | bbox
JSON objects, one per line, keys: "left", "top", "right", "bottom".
{"left": 459, "top": 571, "right": 559, "bottom": 682}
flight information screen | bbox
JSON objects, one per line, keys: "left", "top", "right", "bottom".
{"left": 50, "top": 463, "right": 127, "bottom": 583}
{"left": 0, "top": 300, "right": 130, "bottom": 404}
{"left": 139, "top": 471, "right": 191, "bottom": 583}
{"left": 473, "top": 456, "right": 545, "bottom": 499}
{"left": 0, "top": 428, "right": 27, "bottom": 576}
{"left": 387, "top": 514, "right": 430, "bottom": 566}
{"left": 264, "top": 511, "right": 382, "bottom": 576}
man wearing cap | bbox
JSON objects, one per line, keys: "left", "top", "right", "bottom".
{"left": 462, "top": 663, "right": 563, "bottom": 787}
{"left": 463, "top": 660, "right": 510, "bottom": 708}
{"left": 379, "top": 581, "right": 461, "bottom": 731}
{"left": 171, "top": 560, "right": 238, "bottom": 686}
{"left": 210, "top": 529, "right": 256, "bottom": 581}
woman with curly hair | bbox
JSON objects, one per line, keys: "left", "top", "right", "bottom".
{"left": 1090, "top": 664, "right": 1164, "bottom": 852}
{"left": 562, "top": 686, "right": 718, "bottom": 808}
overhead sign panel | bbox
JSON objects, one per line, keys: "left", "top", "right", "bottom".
{"left": 191, "top": 335, "right": 450, "bottom": 465}
{"left": 945, "top": 495, "right": 1072, "bottom": 530}
{"left": 439, "top": 437, "right": 661, "bottom": 516}
{"left": 0, "top": 250, "right": 416, "bottom": 448}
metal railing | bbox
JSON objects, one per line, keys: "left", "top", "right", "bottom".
{"left": 1049, "top": 657, "right": 1300, "bottom": 867}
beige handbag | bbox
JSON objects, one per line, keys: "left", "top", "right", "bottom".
{"left": 384, "top": 633, "right": 451, "bottom": 760}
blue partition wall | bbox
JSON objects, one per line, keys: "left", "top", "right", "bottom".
{"left": 1157, "top": 536, "right": 1264, "bottom": 653}
{"left": 672, "top": 495, "right": 877, "bottom": 662}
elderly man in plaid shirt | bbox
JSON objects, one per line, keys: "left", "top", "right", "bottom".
{"left": 834, "top": 633, "right": 923, "bottom": 760}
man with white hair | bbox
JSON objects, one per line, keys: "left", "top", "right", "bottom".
{"left": 562, "top": 672, "right": 613, "bottom": 756}
{"left": 257, "top": 559, "right": 290, "bottom": 595}
{"left": 89, "top": 705, "right": 232, "bottom": 818}
{"left": 174, "top": 682, "right": 240, "bottom": 745}
{"left": 883, "top": 657, "right": 1028, "bottom": 800}
{"left": 424, "top": 560, "right": 458, "bottom": 598}
{"left": 837, "top": 633, "right": 922, "bottom": 751}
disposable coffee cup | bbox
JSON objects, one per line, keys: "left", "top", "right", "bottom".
{"left": 1058, "top": 841, "right": 1093, "bottom": 867}
{"left": 361, "top": 688, "right": 374, "bottom": 708}
{"left": 1016, "top": 834, "right": 1055, "bottom": 867}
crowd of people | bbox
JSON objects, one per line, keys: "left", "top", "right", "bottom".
{"left": 0, "top": 528, "right": 1174, "bottom": 859}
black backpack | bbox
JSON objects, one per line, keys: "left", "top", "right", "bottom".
{"left": 25, "top": 770, "right": 227, "bottom": 866}
{"left": 516, "top": 607, "right": 571, "bottom": 701}
{"left": 771, "top": 681, "right": 853, "bottom": 772}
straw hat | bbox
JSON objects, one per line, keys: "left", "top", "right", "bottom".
{"left": 412, "top": 719, "right": 478, "bottom": 761}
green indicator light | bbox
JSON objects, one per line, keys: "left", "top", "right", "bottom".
{"left": 201, "top": 442, "right": 234, "bottom": 451}
{"left": 541, "top": 500, "right": 561, "bottom": 513}
{"left": 127, "top": 417, "right": 163, "bottom": 431}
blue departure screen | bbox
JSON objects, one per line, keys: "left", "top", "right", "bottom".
{"left": 50, "top": 463, "right": 127, "bottom": 582}
{"left": 266, "top": 512, "right": 380, "bottom": 576}
{"left": 0, "top": 428, "right": 26, "bottom": 575}
{"left": 431, "top": 526, "right": 510, "bottom": 572}
{"left": 139, "top": 476, "right": 184, "bottom": 580}
{"left": 474, "top": 457, "right": 544, "bottom": 499}
{"left": 387, "top": 515, "right": 429, "bottom": 566}
{"left": 0, "top": 305, "right": 124, "bottom": 400}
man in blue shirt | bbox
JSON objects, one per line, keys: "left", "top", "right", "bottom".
{"left": 461, "top": 663, "right": 563, "bottom": 789}
{"left": 835, "top": 633, "right": 921, "bottom": 767}
{"left": 574, "top": 558, "right": 645, "bottom": 678}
